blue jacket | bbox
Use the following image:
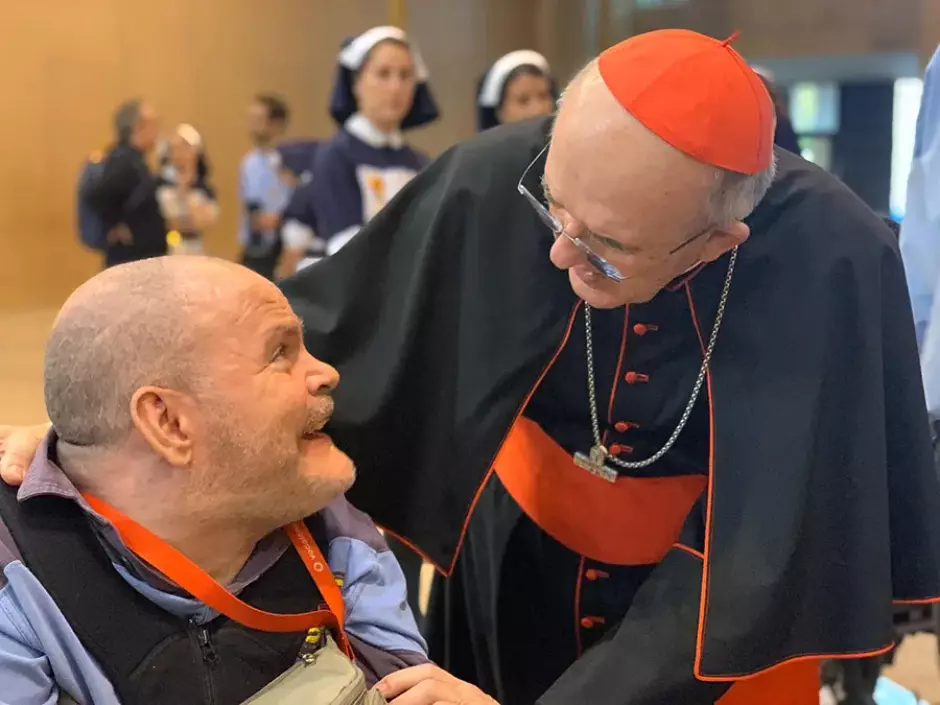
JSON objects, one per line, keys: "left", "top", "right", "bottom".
{"left": 0, "top": 436, "right": 427, "bottom": 704}
{"left": 900, "top": 46, "right": 940, "bottom": 415}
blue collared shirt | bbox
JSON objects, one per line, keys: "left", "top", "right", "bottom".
{"left": 0, "top": 436, "right": 427, "bottom": 704}
{"left": 900, "top": 45, "right": 940, "bottom": 415}
{"left": 238, "top": 148, "right": 293, "bottom": 254}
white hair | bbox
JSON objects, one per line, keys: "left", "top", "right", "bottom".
{"left": 558, "top": 61, "right": 778, "bottom": 227}
{"left": 557, "top": 61, "right": 595, "bottom": 108}
{"left": 708, "top": 155, "right": 778, "bottom": 227}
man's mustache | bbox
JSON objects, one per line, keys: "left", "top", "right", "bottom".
{"left": 304, "top": 394, "right": 334, "bottom": 435}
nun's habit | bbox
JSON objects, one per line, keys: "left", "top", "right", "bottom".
{"left": 901, "top": 46, "right": 940, "bottom": 415}
{"left": 312, "top": 26, "right": 437, "bottom": 256}
{"left": 476, "top": 50, "right": 555, "bottom": 132}
{"left": 277, "top": 141, "right": 325, "bottom": 271}
{"left": 277, "top": 140, "right": 319, "bottom": 182}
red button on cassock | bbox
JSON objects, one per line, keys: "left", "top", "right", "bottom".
{"left": 614, "top": 421, "right": 630, "bottom": 433}
{"left": 580, "top": 617, "right": 595, "bottom": 629}
{"left": 633, "top": 323, "right": 659, "bottom": 336}
{"left": 624, "top": 372, "right": 649, "bottom": 384}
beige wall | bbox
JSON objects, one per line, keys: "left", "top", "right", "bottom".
{"left": 923, "top": 0, "right": 940, "bottom": 64}
{"left": 0, "top": 1, "right": 395, "bottom": 308}
{"left": 0, "top": 0, "right": 598, "bottom": 310}
{"left": 2, "top": 0, "right": 936, "bottom": 310}
{"left": 608, "top": 0, "right": 936, "bottom": 61}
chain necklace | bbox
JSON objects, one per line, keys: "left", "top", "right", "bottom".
{"left": 573, "top": 247, "right": 738, "bottom": 482}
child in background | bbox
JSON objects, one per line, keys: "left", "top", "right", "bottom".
{"left": 156, "top": 124, "right": 219, "bottom": 255}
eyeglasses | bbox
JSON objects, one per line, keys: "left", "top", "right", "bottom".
{"left": 517, "top": 145, "right": 625, "bottom": 282}
{"left": 516, "top": 143, "right": 710, "bottom": 282}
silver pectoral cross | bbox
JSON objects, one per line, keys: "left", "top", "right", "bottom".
{"left": 573, "top": 444, "right": 618, "bottom": 483}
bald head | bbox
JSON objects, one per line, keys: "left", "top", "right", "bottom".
{"left": 543, "top": 59, "right": 776, "bottom": 308}
{"left": 554, "top": 60, "right": 776, "bottom": 227}
{"left": 45, "top": 257, "right": 275, "bottom": 447}
{"left": 554, "top": 61, "right": 717, "bottom": 215}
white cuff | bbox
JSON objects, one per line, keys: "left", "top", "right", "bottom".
{"left": 327, "top": 225, "right": 361, "bottom": 255}
{"left": 281, "top": 219, "right": 315, "bottom": 250}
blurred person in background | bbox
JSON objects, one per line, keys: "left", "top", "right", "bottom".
{"left": 156, "top": 123, "right": 219, "bottom": 255}
{"left": 901, "top": 46, "right": 940, "bottom": 353}
{"left": 311, "top": 26, "right": 440, "bottom": 625}
{"left": 310, "top": 26, "right": 438, "bottom": 257}
{"left": 240, "top": 94, "right": 292, "bottom": 280}
{"left": 276, "top": 140, "right": 319, "bottom": 190}
{"left": 275, "top": 140, "right": 323, "bottom": 279}
{"left": 83, "top": 99, "right": 166, "bottom": 268}
{"left": 901, "top": 47, "right": 940, "bottom": 500}
{"left": 476, "top": 50, "right": 556, "bottom": 132}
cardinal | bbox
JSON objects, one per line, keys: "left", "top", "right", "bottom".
{"left": 4, "top": 29, "right": 940, "bottom": 705}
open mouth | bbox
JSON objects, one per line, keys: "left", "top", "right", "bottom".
{"left": 300, "top": 416, "right": 330, "bottom": 442}
{"left": 301, "top": 396, "right": 334, "bottom": 442}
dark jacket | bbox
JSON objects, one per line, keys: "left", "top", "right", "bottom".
{"left": 85, "top": 143, "right": 167, "bottom": 267}
{"left": 280, "top": 117, "right": 940, "bottom": 703}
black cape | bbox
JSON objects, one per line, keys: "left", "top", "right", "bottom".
{"left": 281, "top": 117, "right": 940, "bottom": 678}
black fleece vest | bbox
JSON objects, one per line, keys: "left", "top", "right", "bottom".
{"left": 0, "top": 485, "right": 328, "bottom": 705}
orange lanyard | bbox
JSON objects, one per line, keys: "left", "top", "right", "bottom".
{"left": 84, "top": 494, "right": 351, "bottom": 656}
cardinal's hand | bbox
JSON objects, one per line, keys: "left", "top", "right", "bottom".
{"left": 376, "top": 664, "right": 499, "bottom": 705}
{"left": 0, "top": 423, "right": 49, "bottom": 485}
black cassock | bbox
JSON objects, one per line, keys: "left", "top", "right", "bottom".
{"left": 281, "top": 118, "right": 940, "bottom": 704}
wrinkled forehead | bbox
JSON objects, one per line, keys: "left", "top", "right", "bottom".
{"left": 229, "top": 276, "right": 294, "bottom": 324}
{"left": 192, "top": 268, "right": 296, "bottom": 337}
{"left": 544, "top": 129, "right": 619, "bottom": 201}
{"left": 545, "top": 110, "right": 717, "bottom": 234}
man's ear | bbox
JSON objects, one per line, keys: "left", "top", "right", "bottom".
{"left": 699, "top": 221, "right": 750, "bottom": 264}
{"left": 129, "top": 387, "right": 196, "bottom": 467}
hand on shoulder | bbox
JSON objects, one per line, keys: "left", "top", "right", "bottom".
{"left": 0, "top": 423, "right": 50, "bottom": 485}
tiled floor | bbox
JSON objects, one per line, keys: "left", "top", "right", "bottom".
{"left": 885, "top": 634, "right": 940, "bottom": 703}
{"left": 3, "top": 306, "right": 939, "bottom": 702}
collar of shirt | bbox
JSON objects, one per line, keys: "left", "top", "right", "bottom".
{"left": 245, "top": 147, "right": 281, "bottom": 170}
{"left": 344, "top": 113, "right": 405, "bottom": 150}
{"left": 267, "top": 149, "right": 283, "bottom": 169}
{"left": 18, "top": 431, "right": 290, "bottom": 598}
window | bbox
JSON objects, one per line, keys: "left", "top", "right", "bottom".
{"left": 789, "top": 82, "right": 840, "bottom": 136}
{"left": 612, "top": 0, "right": 689, "bottom": 11}
{"left": 890, "top": 77, "right": 924, "bottom": 219}
{"left": 798, "top": 137, "right": 833, "bottom": 172}
{"left": 634, "top": 0, "right": 689, "bottom": 7}
{"left": 788, "top": 82, "right": 840, "bottom": 171}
